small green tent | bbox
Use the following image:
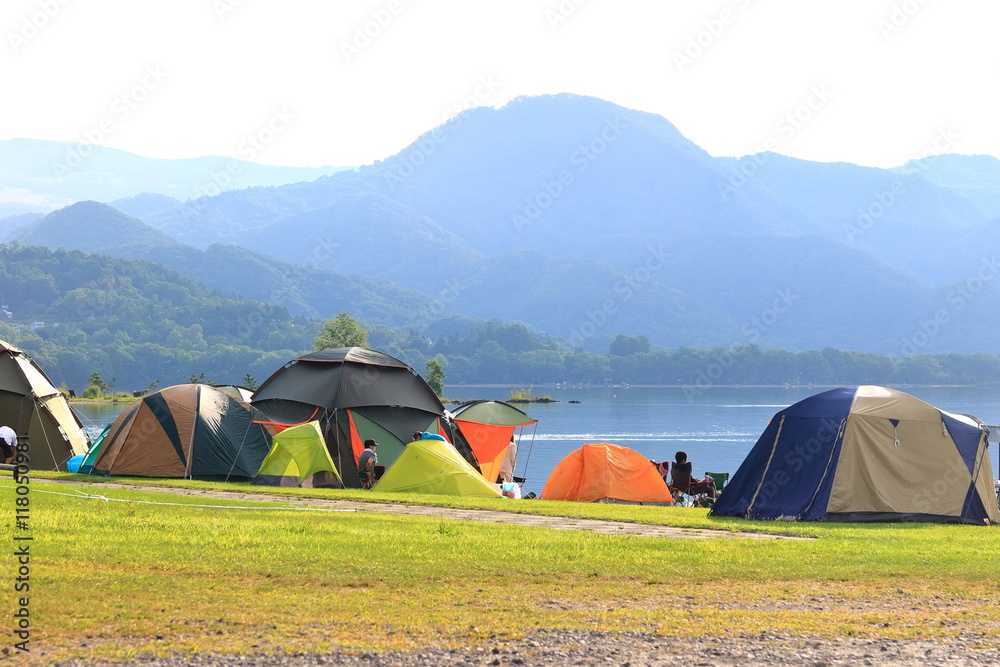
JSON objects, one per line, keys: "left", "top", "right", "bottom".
{"left": 253, "top": 421, "right": 342, "bottom": 488}
{"left": 375, "top": 438, "right": 501, "bottom": 497}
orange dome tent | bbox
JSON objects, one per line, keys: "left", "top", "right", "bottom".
{"left": 541, "top": 443, "right": 673, "bottom": 504}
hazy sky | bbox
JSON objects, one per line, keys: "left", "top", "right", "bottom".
{"left": 3, "top": 1, "right": 998, "bottom": 169}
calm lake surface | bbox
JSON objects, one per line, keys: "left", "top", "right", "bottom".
{"left": 74, "top": 385, "right": 1000, "bottom": 496}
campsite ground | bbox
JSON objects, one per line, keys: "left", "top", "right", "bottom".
{"left": 14, "top": 477, "right": 1000, "bottom": 666}
{"left": 49, "top": 630, "right": 1000, "bottom": 666}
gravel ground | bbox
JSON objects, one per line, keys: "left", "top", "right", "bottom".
{"left": 52, "top": 629, "right": 1000, "bottom": 666}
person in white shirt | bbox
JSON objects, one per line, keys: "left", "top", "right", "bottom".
{"left": 0, "top": 425, "right": 17, "bottom": 465}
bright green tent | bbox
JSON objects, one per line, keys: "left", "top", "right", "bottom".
{"left": 375, "top": 438, "right": 501, "bottom": 497}
{"left": 253, "top": 421, "right": 342, "bottom": 488}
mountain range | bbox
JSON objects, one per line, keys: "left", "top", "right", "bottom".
{"left": 0, "top": 138, "right": 346, "bottom": 219}
{"left": 5, "top": 94, "right": 1000, "bottom": 356}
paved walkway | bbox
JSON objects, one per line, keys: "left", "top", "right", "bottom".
{"left": 38, "top": 479, "right": 804, "bottom": 540}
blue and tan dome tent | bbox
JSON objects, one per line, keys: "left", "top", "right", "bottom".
{"left": 712, "top": 386, "right": 1000, "bottom": 524}
{"left": 0, "top": 339, "right": 89, "bottom": 471}
{"left": 89, "top": 383, "right": 272, "bottom": 479}
{"left": 250, "top": 347, "right": 478, "bottom": 488}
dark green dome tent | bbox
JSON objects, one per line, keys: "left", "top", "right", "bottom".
{"left": 251, "top": 347, "right": 478, "bottom": 488}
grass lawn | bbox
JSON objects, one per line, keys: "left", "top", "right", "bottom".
{"left": 4, "top": 476, "right": 1000, "bottom": 663}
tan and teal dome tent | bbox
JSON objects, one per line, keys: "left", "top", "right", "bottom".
{"left": 90, "top": 383, "right": 272, "bottom": 479}
{"left": 0, "top": 339, "right": 89, "bottom": 471}
{"left": 375, "top": 437, "right": 501, "bottom": 497}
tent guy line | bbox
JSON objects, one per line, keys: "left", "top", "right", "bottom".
{"left": 17, "top": 479, "right": 806, "bottom": 540}
{"left": 2, "top": 485, "right": 358, "bottom": 513}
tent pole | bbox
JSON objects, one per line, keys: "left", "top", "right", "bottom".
{"left": 224, "top": 417, "right": 254, "bottom": 483}
{"left": 746, "top": 415, "right": 784, "bottom": 517}
{"left": 516, "top": 421, "right": 539, "bottom": 485}
{"left": 331, "top": 408, "right": 342, "bottom": 482}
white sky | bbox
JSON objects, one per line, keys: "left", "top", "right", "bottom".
{"left": 2, "top": 0, "right": 998, "bottom": 169}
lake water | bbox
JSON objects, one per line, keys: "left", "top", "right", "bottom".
{"left": 73, "top": 385, "right": 1000, "bottom": 496}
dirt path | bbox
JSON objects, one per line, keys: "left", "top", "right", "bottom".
{"left": 39, "top": 478, "right": 802, "bottom": 541}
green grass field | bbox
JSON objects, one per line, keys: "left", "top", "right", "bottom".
{"left": 4, "top": 477, "right": 1000, "bottom": 663}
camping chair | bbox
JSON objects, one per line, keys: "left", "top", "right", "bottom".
{"left": 705, "top": 472, "right": 729, "bottom": 494}
{"left": 670, "top": 474, "right": 722, "bottom": 508}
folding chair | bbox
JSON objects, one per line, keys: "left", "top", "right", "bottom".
{"left": 705, "top": 472, "right": 729, "bottom": 494}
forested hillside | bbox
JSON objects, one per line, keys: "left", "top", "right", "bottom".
{"left": 3, "top": 241, "right": 998, "bottom": 393}
{"left": 0, "top": 242, "right": 314, "bottom": 391}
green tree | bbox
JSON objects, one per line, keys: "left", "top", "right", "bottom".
{"left": 609, "top": 334, "right": 651, "bottom": 356}
{"left": 188, "top": 372, "right": 214, "bottom": 385}
{"left": 87, "top": 371, "right": 108, "bottom": 395}
{"left": 314, "top": 311, "right": 368, "bottom": 350}
{"left": 425, "top": 358, "right": 445, "bottom": 396}
{"left": 242, "top": 373, "right": 258, "bottom": 390}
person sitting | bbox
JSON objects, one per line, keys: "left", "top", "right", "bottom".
{"left": 498, "top": 437, "right": 517, "bottom": 484}
{"left": 670, "top": 450, "right": 717, "bottom": 501}
{"left": 357, "top": 439, "right": 379, "bottom": 489}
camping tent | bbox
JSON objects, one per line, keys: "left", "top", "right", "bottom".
{"left": 78, "top": 423, "right": 111, "bottom": 474}
{"left": 90, "top": 383, "right": 272, "bottom": 479}
{"left": 0, "top": 339, "right": 89, "bottom": 471}
{"left": 253, "top": 421, "right": 342, "bottom": 488}
{"left": 375, "top": 437, "right": 501, "bottom": 497}
{"left": 711, "top": 386, "right": 1000, "bottom": 524}
{"left": 448, "top": 400, "right": 537, "bottom": 483}
{"left": 541, "top": 443, "right": 674, "bottom": 504}
{"left": 215, "top": 385, "right": 255, "bottom": 403}
{"left": 251, "top": 347, "right": 477, "bottom": 488}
